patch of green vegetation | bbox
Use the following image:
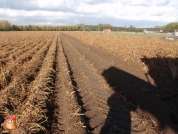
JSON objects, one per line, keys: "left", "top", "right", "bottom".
{"left": 91, "top": 31, "right": 165, "bottom": 38}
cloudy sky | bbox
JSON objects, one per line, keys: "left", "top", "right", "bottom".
{"left": 0, "top": 0, "right": 178, "bottom": 27}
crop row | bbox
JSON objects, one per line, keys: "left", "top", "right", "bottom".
{"left": 13, "top": 35, "right": 58, "bottom": 133}
{"left": 0, "top": 33, "right": 50, "bottom": 59}
{"left": 0, "top": 35, "right": 53, "bottom": 118}
{"left": 0, "top": 37, "right": 53, "bottom": 90}
{"left": 0, "top": 40, "right": 41, "bottom": 63}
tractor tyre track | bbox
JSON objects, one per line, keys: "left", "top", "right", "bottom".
{"left": 59, "top": 34, "right": 157, "bottom": 134}
{"left": 51, "top": 36, "right": 86, "bottom": 134}
{"left": 60, "top": 34, "right": 144, "bottom": 134}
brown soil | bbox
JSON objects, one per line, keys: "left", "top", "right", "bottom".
{"left": 1, "top": 32, "right": 177, "bottom": 134}
{"left": 50, "top": 36, "right": 86, "bottom": 134}
{"left": 50, "top": 33, "right": 178, "bottom": 134}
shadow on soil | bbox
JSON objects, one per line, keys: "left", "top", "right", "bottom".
{"left": 100, "top": 57, "right": 178, "bottom": 134}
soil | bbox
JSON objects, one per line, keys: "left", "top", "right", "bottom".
{"left": 50, "top": 33, "right": 178, "bottom": 134}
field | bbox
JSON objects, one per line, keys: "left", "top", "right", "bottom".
{"left": 0, "top": 32, "right": 178, "bottom": 134}
{"left": 91, "top": 31, "right": 166, "bottom": 37}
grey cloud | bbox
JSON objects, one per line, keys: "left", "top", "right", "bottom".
{"left": 0, "top": 0, "right": 98, "bottom": 16}
{"left": 129, "top": 2, "right": 152, "bottom": 7}
{"left": 126, "top": 0, "right": 152, "bottom": 7}
{"left": 83, "top": 0, "right": 114, "bottom": 5}
{"left": 87, "top": 16, "right": 167, "bottom": 27}
{"left": 2, "top": 14, "right": 167, "bottom": 28}
{"left": 129, "top": 0, "right": 170, "bottom": 7}
{"left": 3, "top": 15, "right": 85, "bottom": 26}
{"left": 0, "top": 0, "right": 172, "bottom": 27}
{"left": 156, "top": 0, "right": 170, "bottom": 6}
{"left": 0, "top": 1, "right": 35, "bottom": 10}
{"left": 151, "top": 12, "right": 164, "bottom": 17}
{"left": 169, "top": 0, "right": 178, "bottom": 8}
{"left": 0, "top": 0, "right": 76, "bottom": 12}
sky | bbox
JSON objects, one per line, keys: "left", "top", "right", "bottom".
{"left": 0, "top": 0, "right": 178, "bottom": 27}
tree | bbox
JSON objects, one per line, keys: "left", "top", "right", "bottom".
{"left": 164, "top": 22, "right": 178, "bottom": 32}
{"left": 0, "top": 20, "right": 12, "bottom": 31}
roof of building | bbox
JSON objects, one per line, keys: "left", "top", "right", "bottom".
{"left": 144, "top": 28, "right": 156, "bottom": 31}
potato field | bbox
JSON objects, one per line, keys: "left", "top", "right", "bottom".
{"left": 0, "top": 32, "right": 178, "bottom": 134}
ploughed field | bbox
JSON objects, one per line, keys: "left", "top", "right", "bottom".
{"left": 0, "top": 32, "right": 178, "bottom": 134}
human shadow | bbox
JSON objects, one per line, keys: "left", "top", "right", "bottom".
{"left": 99, "top": 85, "right": 132, "bottom": 134}
{"left": 141, "top": 57, "right": 178, "bottom": 128}
{"left": 100, "top": 59, "right": 178, "bottom": 134}
{"left": 141, "top": 57, "right": 178, "bottom": 90}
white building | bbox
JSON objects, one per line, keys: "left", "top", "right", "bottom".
{"left": 143, "top": 28, "right": 156, "bottom": 34}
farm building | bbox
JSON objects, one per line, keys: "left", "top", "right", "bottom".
{"left": 165, "top": 30, "right": 178, "bottom": 40}
{"left": 175, "top": 29, "right": 178, "bottom": 36}
{"left": 160, "top": 30, "right": 163, "bottom": 33}
{"left": 103, "top": 29, "right": 111, "bottom": 34}
{"left": 143, "top": 28, "right": 157, "bottom": 34}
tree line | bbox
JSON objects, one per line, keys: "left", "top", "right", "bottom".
{"left": 163, "top": 22, "right": 178, "bottom": 32}
{"left": 0, "top": 20, "right": 178, "bottom": 32}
